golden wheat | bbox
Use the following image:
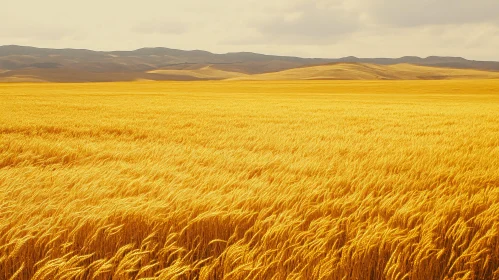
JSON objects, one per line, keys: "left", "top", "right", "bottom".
{"left": 1, "top": 80, "right": 499, "bottom": 279}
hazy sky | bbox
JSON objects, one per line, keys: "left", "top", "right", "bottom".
{"left": 2, "top": 0, "right": 499, "bottom": 60}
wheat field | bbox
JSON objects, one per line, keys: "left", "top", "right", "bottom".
{"left": 1, "top": 80, "right": 499, "bottom": 279}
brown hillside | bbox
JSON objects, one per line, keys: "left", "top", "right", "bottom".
{"left": 149, "top": 66, "right": 248, "bottom": 80}
{"left": 0, "top": 68, "right": 207, "bottom": 83}
{"left": 2, "top": 63, "right": 499, "bottom": 83}
{"left": 229, "top": 63, "right": 499, "bottom": 81}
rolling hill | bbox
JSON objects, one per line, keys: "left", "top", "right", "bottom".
{"left": 0, "top": 69, "right": 212, "bottom": 83}
{"left": 229, "top": 63, "right": 499, "bottom": 81}
{"left": 0, "top": 45, "right": 327, "bottom": 75}
{"left": 148, "top": 66, "right": 248, "bottom": 80}
{"left": 1, "top": 45, "right": 499, "bottom": 82}
{"left": 2, "top": 63, "right": 499, "bottom": 82}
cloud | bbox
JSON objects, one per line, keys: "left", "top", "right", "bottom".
{"left": 250, "top": 0, "right": 362, "bottom": 44}
{"left": 314, "top": 22, "right": 499, "bottom": 60}
{"left": 1, "top": 0, "right": 499, "bottom": 60}
{"left": 365, "top": 0, "right": 499, "bottom": 27}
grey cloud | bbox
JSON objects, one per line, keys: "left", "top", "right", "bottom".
{"left": 1, "top": 0, "right": 499, "bottom": 60}
{"left": 253, "top": 1, "right": 361, "bottom": 44}
{"left": 366, "top": 0, "right": 499, "bottom": 27}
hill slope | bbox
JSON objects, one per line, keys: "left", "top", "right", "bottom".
{"left": 2, "top": 63, "right": 499, "bottom": 82}
{"left": 1, "top": 45, "right": 499, "bottom": 82}
{"left": 229, "top": 63, "right": 499, "bottom": 81}
{"left": 0, "top": 45, "right": 327, "bottom": 75}
{"left": 0, "top": 68, "right": 214, "bottom": 83}
{"left": 1, "top": 45, "right": 499, "bottom": 78}
{"left": 148, "top": 66, "right": 248, "bottom": 80}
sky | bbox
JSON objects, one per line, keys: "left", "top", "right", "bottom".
{"left": 2, "top": 0, "right": 499, "bottom": 60}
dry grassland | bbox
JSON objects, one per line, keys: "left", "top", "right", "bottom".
{"left": 148, "top": 66, "right": 248, "bottom": 80}
{"left": 229, "top": 64, "right": 499, "bottom": 81}
{"left": 1, "top": 80, "right": 499, "bottom": 279}
{"left": 4, "top": 63, "right": 499, "bottom": 83}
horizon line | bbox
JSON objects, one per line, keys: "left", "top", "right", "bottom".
{"left": 1, "top": 44, "right": 494, "bottom": 63}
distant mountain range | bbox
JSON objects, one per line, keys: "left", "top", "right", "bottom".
{"left": 1, "top": 45, "right": 498, "bottom": 82}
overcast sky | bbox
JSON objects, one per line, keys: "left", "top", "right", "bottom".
{"left": 2, "top": 0, "right": 499, "bottom": 60}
